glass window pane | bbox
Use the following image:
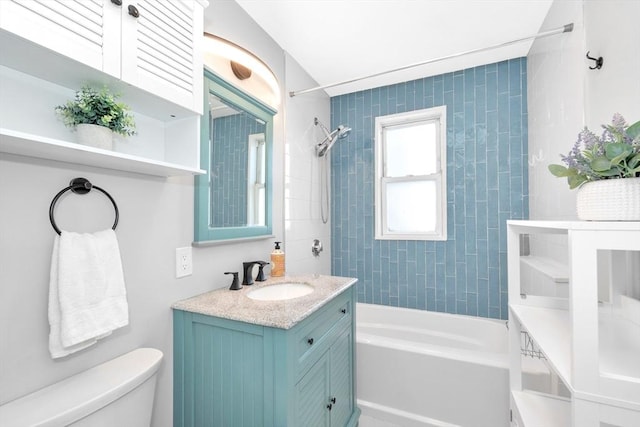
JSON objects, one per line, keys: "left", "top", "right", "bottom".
{"left": 386, "top": 180, "right": 437, "bottom": 232}
{"left": 385, "top": 122, "right": 437, "bottom": 177}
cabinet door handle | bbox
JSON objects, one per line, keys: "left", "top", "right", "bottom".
{"left": 307, "top": 338, "right": 314, "bottom": 346}
{"left": 326, "top": 403, "right": 333, "bottom": 411}
{"left": 340, "top": 308, "right": 347, "bottom": 314}
{"left": 128, "top": 4, "right": 140, "bottom": 18}
{"left": 110, "top": 0, "right": 122, "bottom": 5}
{"left": 330, "top": 397, "right": 336, "bottom": 404}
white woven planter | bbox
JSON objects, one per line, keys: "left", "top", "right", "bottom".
{"left": 576, "top": 177, "right": 640, "bottom": 221}
{"left": 76, "top": 124, "right": 113, "bottom": 150}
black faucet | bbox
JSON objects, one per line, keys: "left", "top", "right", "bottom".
{"left": 255, "top": 261, "right": 269, "bottom": 281}
{"left": 225, "top": 272, "right": 241, "bottom": 290}
{"left": 242, "top": 261, "right": 268, "bottom": 286}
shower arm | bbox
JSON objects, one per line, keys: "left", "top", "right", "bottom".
{"left": 314, "top": 118, "right": 338, "bottom": 147}
{"left": 315, "top": 119, "right": 331, "bottom": 139}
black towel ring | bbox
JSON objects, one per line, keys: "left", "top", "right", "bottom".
{"left": 49, "top": 177, "right": 119, "bottom": 236}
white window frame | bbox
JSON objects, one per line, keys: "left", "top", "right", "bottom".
{"left": 374, "top": 106, "right": 447, "bottom": 241}
{"left": 247, "top": 133, "right": 266, "bottom": 226}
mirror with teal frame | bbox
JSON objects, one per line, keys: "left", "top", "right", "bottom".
{"left": 195, "top": 69, "right": 276, "bottom": 243}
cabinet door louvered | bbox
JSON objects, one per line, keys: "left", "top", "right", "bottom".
{"left": 0, "top": 0, "right": 115, "bottom": 72}
{"left": 295, "top": 354, "right": 331, "bottom": 427}
{"left": 121, "top": 0, "right": 203, "bottom": 113}
{"left": 330, "top": 327, "right": 354, "bottom": 427}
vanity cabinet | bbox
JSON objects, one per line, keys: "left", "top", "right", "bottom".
{"left": 507, "top": 220, "right": 640, "bottom": 427}
{"left": 0, "top": 0, "right": 206, "bottom": 176}
{"left": 295, "top": 325, "right": 354, "bottom": 427}
{"left": 173, "top": 286, "right": 360, "bottom": 427}
{"left": 0, "top": 0, "right": 204, "bottom": 112}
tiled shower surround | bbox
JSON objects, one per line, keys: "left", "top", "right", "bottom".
{"left": 330, "top": 58, "right": 528, "bottom": 319}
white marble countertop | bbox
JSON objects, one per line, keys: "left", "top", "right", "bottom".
{"left": 171, "top": 274, "right": 358, "bottom": 329}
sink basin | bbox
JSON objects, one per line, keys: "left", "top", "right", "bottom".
{"left": 247, "top": 283, "right": 314, "bottom": 301}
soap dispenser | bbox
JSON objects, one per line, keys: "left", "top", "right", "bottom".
{"left": 270, "top": 241, "right": 285, "bottom": 277}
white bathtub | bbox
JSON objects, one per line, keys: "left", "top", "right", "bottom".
{"left": 356, "top": 303, "right": 521, "bottom": 427}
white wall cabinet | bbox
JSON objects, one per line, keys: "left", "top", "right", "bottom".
{"left": 0, "top": 0, "right": 207, "bottom": 177}
{"left": 0, "top": 0, "right": 204, "bottom": 113}
{"left": 507, "top": 220, "right": 640, "bottom": 427}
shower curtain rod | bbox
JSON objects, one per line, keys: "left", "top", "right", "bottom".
{"left": 289, "top": 23, "right": 573, "bottom": 97}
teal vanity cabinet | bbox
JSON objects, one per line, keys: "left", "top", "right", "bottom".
{"left": 173, "top": 279, "right": 360, "bottom": 427}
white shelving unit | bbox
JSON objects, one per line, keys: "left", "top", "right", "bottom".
{"left": 507, "top": 220, "right": 640, "bottom": 427}
{"left": 0, "top": 0, "right": 207, "bottom": 177}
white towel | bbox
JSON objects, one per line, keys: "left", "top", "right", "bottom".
{"left": 48, "top": 229, "right": 129, "bottom": 358}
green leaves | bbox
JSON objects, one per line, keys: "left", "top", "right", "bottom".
{"left": 605, "top": 142, "right": 633, "bottom": 160}
{"left": 568, "top": 174, "right": 587, "bottom": 189}
{"left": 55, "top": 85, "right": 136, "bottom": 136}
{"left": 627, "top": 120, "right": 640, "bottom": 140}
{"left": 548, "top": 115, "right": 640, "bottom": 190}
{"left": 548, "top": 164, "right": 572, "bottom": 177}
{"left": 548, "top": 164, "right": 588, "bottom": 189}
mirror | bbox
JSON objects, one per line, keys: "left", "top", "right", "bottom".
{"left": 194, "top": 69, "right": 276, "bottom": 243}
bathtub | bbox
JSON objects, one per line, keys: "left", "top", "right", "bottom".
{"left": 356, "top": 303, "right": 535, "bottom": 427}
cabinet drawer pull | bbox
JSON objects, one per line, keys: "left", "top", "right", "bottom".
{"left": 110, "top": 0, "right": 122, "bottom": 5}
{"left": 128, "top": 4, "right": 140, "bottom": 18}
{"left": 307, "top": 338, "right": 314, "bottom": 346}
{"left": 340, "top": 308, "right": 347, "bottom": 314}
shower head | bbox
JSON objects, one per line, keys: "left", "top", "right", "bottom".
{"left": 314, "top": 118, "right": 351, "bottom": 157}
{"left": 336, "top": 125, "right": 352, "bottom": 139}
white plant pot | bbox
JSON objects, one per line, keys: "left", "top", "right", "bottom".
{"left": 76, "top": 124, "right": 113, "bottom": 150}
{"left": 576, "top": 177, "right": 640, "bottom": 221}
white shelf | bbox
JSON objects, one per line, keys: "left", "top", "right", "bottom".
{"left": 511, "top": 390, "right": 571, "bottom": 427}
{"left": 507, "top": 219, "right": 640, "bottom": 233}
{"left": 0, "top": 128, "right": 205, "bottom": 177}
{"left": 0, "top": 28, "right": 204, "bottom": 178}
{"left": 510, "top": 304, "right": 640, "bottom": 404}
{"left": 520, "top": 256, "right": 568, "bottom": 283}
{"left": 510, "top": 305, "right": 571, "bottom": 388}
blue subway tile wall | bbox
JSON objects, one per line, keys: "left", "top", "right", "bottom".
{"left": 330, "top": 58, "right": 528, "bottom": 320}
{"left": 211, "top": 114, "right": 264, "bottom": 227}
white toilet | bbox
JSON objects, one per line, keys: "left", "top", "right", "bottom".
{"left": 0, "top": 348, "right": 163, "bottom": 426}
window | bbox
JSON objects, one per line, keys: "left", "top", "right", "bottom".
{"left": 375, "top": 106, "right": 447, "bottom": 240}
{"left": 247, "top": 133, "right": 266, "bottom": 226}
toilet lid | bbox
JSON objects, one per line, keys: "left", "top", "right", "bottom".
{"left": 0, "top": 348, "right": 162, "bottom": 426}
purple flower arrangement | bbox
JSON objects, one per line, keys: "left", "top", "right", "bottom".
{"left": 549, "top": 114, "right": 640, "bottom": 189}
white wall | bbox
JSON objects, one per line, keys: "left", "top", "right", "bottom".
{"left": 283, "top": 53, "right": 332, "bottom": 275}
{"left": 207, "top": 1, "right": 332, "bottom": 276}
{"left": 0, "top": 161, "right": 275, "bottom": 426}
{"left": 0, "top": 2, "right": 329, "bottom": 427}
{"left": 583, "top": 0, "right": 640, "bottom": 127}
{"left": 527, "top": 0, "right": 640, "bottom": 281}
{"left": 527, "top": 0, "right": 585, "bottom": 223}
{"left": 528, "top": 0, "right": 640, "bottom": 221}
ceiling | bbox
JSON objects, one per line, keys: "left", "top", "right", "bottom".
{"left": 232, "top": 0, "right": 554, "bottom": 97}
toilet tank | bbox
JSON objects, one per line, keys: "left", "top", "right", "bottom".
{"left": 0, "top": 348, "right": 163, "bottom": 427}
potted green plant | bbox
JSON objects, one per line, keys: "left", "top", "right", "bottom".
{"left": 55, "top": 85, "right": 136, "bottom": 150}
{"left": 548, "top": 113, "right": 640, "bottom": 220}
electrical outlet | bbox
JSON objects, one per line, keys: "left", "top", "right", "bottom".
{"left": 175, "top": 247, "right": 193, "bottom": 278}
